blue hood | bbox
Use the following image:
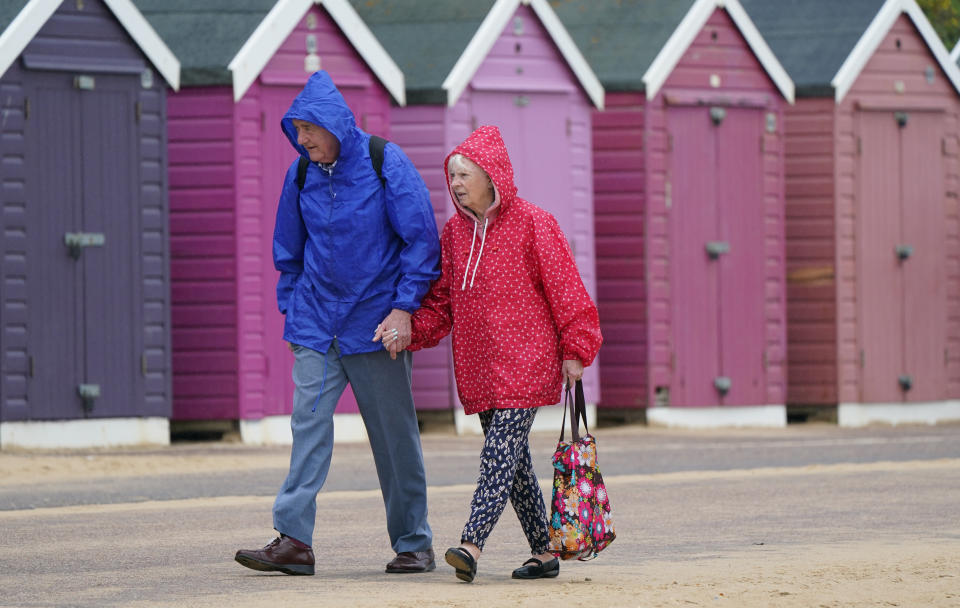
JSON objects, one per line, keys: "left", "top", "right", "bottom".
{"left": 281, "top": 71, "right": 357, "bottom": 159}
{"left": 271, "top": 70, "right": 441, "bottom": 356}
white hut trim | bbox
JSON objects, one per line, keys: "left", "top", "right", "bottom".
{"left": 227, "top": 0, "right": 405, "bottom": 104}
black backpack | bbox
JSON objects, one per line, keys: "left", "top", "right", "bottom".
{"left": 296, "top": 135, "right": 387, "bottom": 191}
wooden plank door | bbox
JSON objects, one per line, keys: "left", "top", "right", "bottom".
{"left": 24, "top": 72, "right": 140, "bottom": 418}
{"left": 260, "top": 86, "right": 302, "bottom": 417}
{"left": 857, "top": 111, "right": 903, "bottom": 402}
{"left": 900, "top": 112, "right": 946, "bottom": 402}
{"left": 23, "top": 78, "right": 83, "bottom": 419}
{"left": 260, "top": 86, "right": 364, "bottom": 417}
{"left": 78, "top": 76, "right": 141, "bottom": 418}
{"left": 668, "top": 106, "right": 721, "bottom": 406}
{"left": 716, "top": 107, "right": 766, "bottom": 405}
{"left": 470, "top": 91, "right": 574, "bottom": 239}
{"left": 857, "top": 110, "right": 946, "bottom": 403}
{"left": 668, "top": 106, "right": 766, "bottom": 406}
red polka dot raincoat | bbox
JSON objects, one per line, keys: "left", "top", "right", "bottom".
{"left": 409, "top": 125, "right": 602, "bottom": 415}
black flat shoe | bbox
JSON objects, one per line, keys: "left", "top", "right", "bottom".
{"left": 511, "top": 556, "right": 560, "bottom": 579}
{"left": 444, "top": 546, "right": 477, "bottom": 583}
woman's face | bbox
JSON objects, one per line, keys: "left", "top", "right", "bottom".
{"left": 449, "top": 157, "right": 493, "bottom": 216}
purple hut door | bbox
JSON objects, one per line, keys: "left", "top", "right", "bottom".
{"left": 857, "top": 110, "right": 946, "bottom": 403}
{"left": 668, "top": 106, "right": 765, "bottom": 406}
{"left": 23, "top": 83, "right": 82, "bottom": 419}
{"left": 24, "top": 73, "right": 141, "bottom": 418}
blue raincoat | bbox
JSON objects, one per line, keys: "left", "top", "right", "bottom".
{"left": 273, "top": 71, "right": 440, "bottom": 355}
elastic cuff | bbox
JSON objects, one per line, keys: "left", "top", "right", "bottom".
{"left": 391, "top": 301, "right": 417, "bottom": 314}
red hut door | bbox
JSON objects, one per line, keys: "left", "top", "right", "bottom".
{"left": 668, "top": 105, "right": 766, "bottom": 406}
{"left": 856, "top": 110, "right": 946, "bottom": 403}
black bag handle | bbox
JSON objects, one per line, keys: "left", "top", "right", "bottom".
{"left": 559, "top": 379, "right": 588, "bottom": 443}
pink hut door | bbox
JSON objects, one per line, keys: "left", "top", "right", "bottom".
{"left": 668, "top": 105, "right": 766, "bottom": 406}
{"left": 471, "top": 91, "right": 575, "bottom": 236}
{"left": 856, "top": 110, "right": 946, "bottom": 403}
{"left": 261, "top": 86, "right": 301, "bottom": 417}
{"left": 259, "top": 85, "right": 371, "bottom": 417}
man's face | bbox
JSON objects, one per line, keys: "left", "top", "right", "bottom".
{"left": 293, "top": 119, "right": 340, "bottom": 163}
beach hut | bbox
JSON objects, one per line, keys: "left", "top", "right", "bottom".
{"left": 0, "top": 0, "right": 179, "bottom": 449}
{"left": 351, "top": 0, "right": 604, "bottom": 432}
{"left": 135, "top": 0, "right": 405, "bottom": 443}
{"left": 555, "top": 0, "right": 795, "bottom": 428}
{"left": 742, "top": 0, "right": 960, "bottom": 427}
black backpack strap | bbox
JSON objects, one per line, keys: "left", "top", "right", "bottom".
{"left": 296, "top": 156, "right": 310, "bottom": 191}
{"left": 369, "top": 135, "right": 387, "bottom": 187}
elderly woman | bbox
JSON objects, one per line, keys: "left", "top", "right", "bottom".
{"left": 377, "top": 125, "right": 601, "bottom": 582}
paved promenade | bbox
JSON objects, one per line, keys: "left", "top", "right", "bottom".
{"left": 1, "top": 423, "right": 958, "bottom": 607}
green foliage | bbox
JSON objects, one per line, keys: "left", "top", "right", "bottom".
{"left": 918, "top": 0, "right": 960, "bottom": 49}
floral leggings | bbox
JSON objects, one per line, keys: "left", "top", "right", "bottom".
{"left": 460, "top": 407, "right": 551, "bottom": 554}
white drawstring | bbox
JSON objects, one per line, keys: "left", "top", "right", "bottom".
{"left": 461, "top": 221, "right": 479, "bottom": 290}
{"left": 469, "top": 218, "right": 488, "bottom": 288}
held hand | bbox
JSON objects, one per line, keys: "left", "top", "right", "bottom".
{"left": 562, "top": 359, "right": 584, "bottom": 388}
{"left": 372, "top": 309, "right": 412, "bottom": 360}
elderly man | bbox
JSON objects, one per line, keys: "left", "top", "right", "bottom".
{"left": 235, "top": 71, "right": 440, "bottom": 576}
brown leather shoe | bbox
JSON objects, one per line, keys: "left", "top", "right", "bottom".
{"left": 385, "top": 548, "right": 436, "bottom": 573}
{"left": 235, "top": 537, "right": 315, "bottom": 576}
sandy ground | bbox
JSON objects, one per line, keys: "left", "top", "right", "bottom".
{"left": 1, "top": 432, "right": 958, "bottom": 607}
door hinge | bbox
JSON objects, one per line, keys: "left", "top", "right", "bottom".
{"left": 141, "top": 352, "right": 147, "bottom": 376}
{"left": 260, "top": 111, "right": 266, "bottom": 132}
{"left": 943, "top": 137, "right": 948, "bottom": 156}
{"left": 760, "top": 135, "right": 764, "bottom": 154}
{"left": 946, "top": 347, "right": 950, "bottom": 366}
{"left": 23, "top": 97, "right": 30, "bottom": 121}
{"left": 762, "top": 350, "right": 768, "bottom": 370}
{"left": 667, "top": 132, "right": 673, "bottom": 153}
{"left": 135, "top": 101, "right": 142, "bottom": 124}
{"left": 471, "top": 115, "right": 478, "bottom": 131}
{"left": 566, "top": 117, "right": 572, "bottom": 137}
{"left": 28, "top": 354, "right": 34, "bottom": 378}
{"left": 859, "top": 349, "right": 865, "bottom": 368}
{"left": 856, "top": 136, "right": 862, "bottom": 156}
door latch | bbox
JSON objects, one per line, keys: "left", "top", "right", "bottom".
{"left": 895, "top": 244, "right": 913, "bottom": 262}
{"left": 898, "top": 375, "right": 912, "bottom": 392}
{"left": 77, "top": 383, "right": 100, "bottom": 412}
{"left": 710, "top": 106, "right": 726, "bottom": 126}
{"left": 714, "top": 376, "right": 732, "bottom": 396}
{"left": 705, "top": 241, "right": 730, "bottom": 259}
{"left": 64, "top": 232, "right": 105, "bottom": 259}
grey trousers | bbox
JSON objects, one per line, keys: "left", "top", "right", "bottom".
{"left": 272, "top": 340, "right": 432, "bottom": 552}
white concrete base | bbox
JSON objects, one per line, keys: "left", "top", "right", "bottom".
{"left": 239, "top": 413, "right": 368, "bottom": 445}
{"left": 838, "top": 401, "right": 960, "bottom": 428}
{"left": 453, "top": 403, "right": 598, "bottom": 436}
{"left": 0, "top": 417, "right": 170, "bottom": 450}
{"left": 646, "top": 405, "right": 787, "bottom": 429}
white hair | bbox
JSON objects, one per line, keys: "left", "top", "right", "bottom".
{"left": 447, "top": 153, "right": 485, "bottom": 176}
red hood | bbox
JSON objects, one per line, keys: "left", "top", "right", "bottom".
{"left": 444, "top": 125, "right": 518, "bottom": 224}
